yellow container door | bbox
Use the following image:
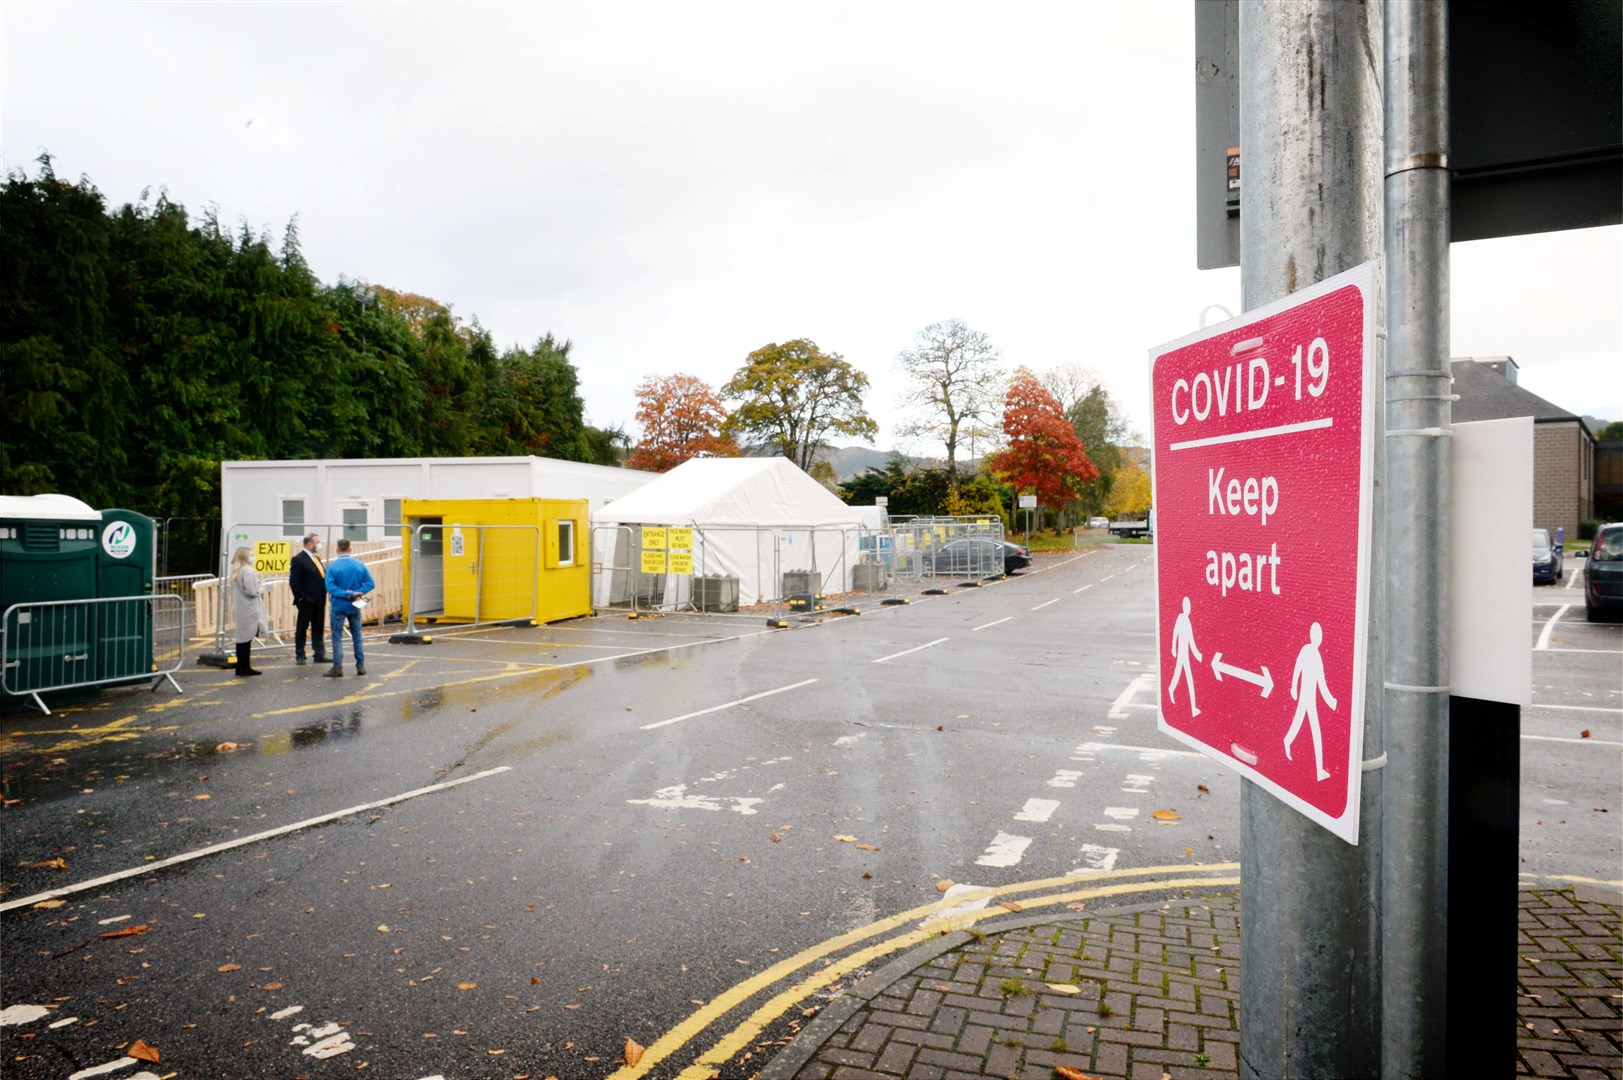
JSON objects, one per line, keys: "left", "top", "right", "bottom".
{"left": 443, "top": 525, "right": 481, "bottom": 620}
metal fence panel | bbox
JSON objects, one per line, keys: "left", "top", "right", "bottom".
{"left": 2, "top": 594, "right": 185, "bottom": 714}
{"left": 890, "top": 516, "right": 1007, "bottom": 582}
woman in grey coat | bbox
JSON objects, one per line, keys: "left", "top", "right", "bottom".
{"left": 229, "top": 546, "right": 266, "bottom": 677}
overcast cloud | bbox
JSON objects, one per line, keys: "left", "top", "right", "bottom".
{"left": 4, "top": 1, "right": 1618, "bottom": 455}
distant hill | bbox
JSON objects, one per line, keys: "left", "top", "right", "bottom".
{"left": 822, "top": 445, "right": 896, "bottom": 481}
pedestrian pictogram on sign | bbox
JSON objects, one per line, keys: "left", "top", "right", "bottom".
{"left": 1149, "top": 263, "right": 1376, "bottom": 843}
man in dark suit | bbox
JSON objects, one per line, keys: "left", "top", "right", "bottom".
{"left": 288, "top": 532, "right": 328, "bottom": 666}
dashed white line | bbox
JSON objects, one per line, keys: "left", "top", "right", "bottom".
{"left": 873, "top": 637, "right": 951, "bottom": 664}
{"left": 1073, "top": 844, "right": 1121, "bottom": 873}
{"left": 1046, "top": 770, "right": 1083, "bottom": 788}
{"left": 1073, "top": 584, "right": 1095, "bottom": 595}
{"left": 976, "top": 832, "right": 1034, "bottom": 867}
{"left": 1108, "top": 673, "right": 1157, "bottom": 719}
{"left": 1122, "top": 773, "right": 1156, "bottom": 794}
{"left": 1524, "top": 734, "right": 1623, "bottom": 747}
{"left": 1530, "top": 703, "right": 1623, "bottom": 714}
{"left": 1031, "top": 598, "right": 1060, "bottom": 611}
{"left": 972, "top": 617, "right": 1013, "bottom": 632}
{"left": 641, "top": 679, "right": 820, "bottom": 730}
{"left": 1013, "top": 798, "right": 1061, "bottom": 823}
{"left": 1103, "top": 807, "right": 1140, "bottom": 820}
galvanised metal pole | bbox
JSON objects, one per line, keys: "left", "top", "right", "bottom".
{"left": 1238, "top": 2, "right": 1385, "bottom": 1076}
{"left": 1383, "top": 1, "right": 1451, "bottom": 1074}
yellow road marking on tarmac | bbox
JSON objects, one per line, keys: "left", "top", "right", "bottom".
{"left": 1543, "top": 873, "right": 1623, "bottom": 888}
{"left": 246, "top": 665, "right": 549, "bottom": 720}
{"left": 0, "top": 715, "right": 152, "bottom": 755}
{"left": 610, "top": 863, "right": 1240, "bottom": 1080}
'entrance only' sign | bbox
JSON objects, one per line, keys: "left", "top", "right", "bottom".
{"left": 1149, "top": 263, "right": 1376, "bottom": 843}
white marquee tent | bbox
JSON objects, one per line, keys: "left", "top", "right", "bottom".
{"left": 590, "top": 458, "right": 863, "bottom": 609}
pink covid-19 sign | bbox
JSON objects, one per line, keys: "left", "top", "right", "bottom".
{"left": 1149, "top": 263, "right": 1375, "bottom": 843}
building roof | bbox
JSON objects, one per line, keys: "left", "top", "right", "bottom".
{"left": 1450, "top": 360, "right": 1592, "bottom": 436}
{"left": 590, "top": 457, "right": 860, "bottom": 528}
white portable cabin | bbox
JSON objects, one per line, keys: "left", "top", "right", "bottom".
{"left": 220, "top": 456, "right": 655, "bottom": 551}
{"left": 590, "top": 457, "right": 863, "bottom": 609}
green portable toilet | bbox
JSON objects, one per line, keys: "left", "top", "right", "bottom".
{"left": 0, "top": 495, "right": 156, "bottom": 706}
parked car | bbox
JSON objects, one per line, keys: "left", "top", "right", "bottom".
{"left": 1085, "top": 516, "right": 1109, "bottom": 529}
{"left": 1585, "top": 522, "right": 1623, "bottom": 622}
{"left": 926, "top": 538, "right": 1031, "bottom": 577}
{"left": 1532, "top": 527, "right": 1564, "bottom": 584}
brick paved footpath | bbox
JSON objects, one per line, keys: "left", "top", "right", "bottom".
{"left": 754, "top": 886, "right": 1620, "bottom": 1080}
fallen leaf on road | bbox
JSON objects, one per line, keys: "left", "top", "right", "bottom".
{"left": 1055, "top": 1067, "right": 1102, "bottom": 1080}
{"left": 936, "top": 880, "right": 954, "bottom": 893}
{"left": 563, "top": 1003, "right": 581, "bottom": 1010}
{"left": 458, "top": 983, "right": 476, "bottom": 991}
{"left": 739, "top": 856, "right": 750, "bottom": 863}
{"left": 1581, "top": 730, "right": 1591, "bottom": 738}
{"left": 1047, "top": 983, "right": 1082, "bottom": 995}
{"left": 624, "top": 1038, "right": 645, "bottom": 1067}
{"left": 1151, "top": 809, "right": 1182, "bottom": 822}
{"left": 834, "top": 835, "right": 857, "bottom": 843}
{"left": 260, "top": 982, "right": 283, "bottom": 990}
{"left": 128, "top": 1039, "right": 160, "bottom": 1063}
{"left": 217, "top": 964, "right": 241, "bottom": 973}
{"left": 771, "top": 833, "right": 781, "bottom": 843}
{"left": 1197, "top": 784, "right": 1209, "bottom": 793}
{"left": 216, "top": 742, "right": 240, "bottom": 752}
{"left": 1065, "top": 902, "right": 1086, "bottom": 912}
{"left": 999, "top": 900, "right": 1024, "bottom": 913}
{"left": 99, "top": 925, "right": 150, "bottom": 939}
{"left": 33, "top": 899, "right": 66, "bottom": 909}
{"left": 193, "top": 794, "right": 210, "bottom": 801}
{"left": 377, "top": 925, "right": 390, "bottom": 933}
{"left": 855, "top": 844, "right": 879, "bottom": 852}
{"left": 26, "top": 859, "right": 68, "bottom": 870}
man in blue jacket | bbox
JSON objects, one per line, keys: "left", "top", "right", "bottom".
{"left": 324, "top": 538, "right": 376, "bottom": 678}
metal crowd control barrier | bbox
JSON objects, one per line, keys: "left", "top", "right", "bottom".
{"left": 201, "top": 523, "right": 405, "bottom": 666}
{"left": 2, "top": 594, "right": 185, "bottom": 715}
{"left": 891, "top": 515, "right": 1007, "bottom": 583}
{"left": 396, "top": 523, "right": 542, "bottom": 640}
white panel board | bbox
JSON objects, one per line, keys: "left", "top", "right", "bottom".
{"left": 1450, "top": 417, "right": 1532, "bottom": 706}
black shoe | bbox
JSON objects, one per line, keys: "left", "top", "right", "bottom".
{"left": 295, "top": 657, "right": 307, "bottom": 666}
{"left": 356, "top": 665, "right": 367, "bottom": 676}
{"left": 324, "top": 666, "right": 343, "bottom": 678}
{"left": 313, "top": 655, "right": 329, "bottom": 665}
{"left": 237, "top": 668, "right": 262, "bottom": 677}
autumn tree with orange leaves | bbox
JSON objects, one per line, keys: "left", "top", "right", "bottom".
{"left": 986, "top": 367, "right": 1099, "bottom": 510}
{"left": 625, "top": 373, "right": 738, "bottom": 472}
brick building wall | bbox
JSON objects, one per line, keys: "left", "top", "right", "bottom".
{"left": 1534, "top": 420, "right": 1593, "bottom": 538}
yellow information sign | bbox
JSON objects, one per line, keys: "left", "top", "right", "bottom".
{"left": 669, "top": 551, "right": 693, "bottom": 575}
{"left": 643, "top": 526, "right": 668, "bottom": 550}
{"left": 641, "top": 549, "right": 668, "bottom": 574}
{"left": 254, "top": 541, "right": 291, "bottom": 574}
{"left": 668, "top": 527, "right": 694, "bottom": 551}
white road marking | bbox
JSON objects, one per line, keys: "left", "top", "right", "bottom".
{"left": 1100, "top": 574, "right": 1117, "bottom": 583}
{"left": 1031, "top": 598, "right": 1060, "bottom": 611}
{"left": 270, "top": 1005, "right": 305, "bottom": 1020}
{"left": 976, "top": 832, "right": 1034, "bottom": 867}
{"left": 1536, "top": 606, "right": 1569, "bottom": 650}
{"left": 1046, "top": 770, "right": 1083, "bottom": 788}
{"left": 833, "top": 734, "right": 867, "bottom": 746}
{"left": 292, "top": 1020, "right": 356, "bottom": 1059}
{"left": 0, "top": 767, "right": 514, "bottom": 914}
{"left": 49, "top": 1016, "right": 79, "bottom": 1029}
{"left": 1122, "top": 773, "right": 1156, "bottom": 794}
{"left": 1524, "top": 734, "right": 1623, "bottom": 747}
{"left": 1530, "top": 703, "right": 1623, "bottom": 713}
{"left": 973, "top": 617, "right": 1013, "bottom": 631}
{"left": 98, "top": 915, "right": 131, "bottom": 925}
{"left": 1108, "top": 673, "right": 1156, "bottom": 719}
{"left": 1072, "top": 844, "right": 1120, "bottom": 873}
{"left": 873, "top": 637, "right": 951, "bottom": 664}
{"left": 1076, "top": 741, "right": 1203, "bottom": 760}
{"left": 1103, "top": 807, "right": 1140, "bottom": 820}
{"left": 1094, "top": 823, "right": 1133, "bottom": 833}
{"left": 628, "top": 784, "right": 763, "bottom": 815}
{"left": 0, "top": 1004, "right": 50, "bottom": 1025}
{"left": 641, "top": 678, "right": 820, "bottom": 730}
{"left": 69, "top": 1060, "right": 137, "bottom": 1080}
{"left": 1540, "top": 648, "right": 1623, "bottom": 654}
{"left": 1013, "top": 798, "right": 1061, "bottom": 823}
{"left": 1073, "top": 584, "right": 1095, "bottom": 595}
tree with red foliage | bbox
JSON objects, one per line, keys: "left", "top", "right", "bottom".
{"left": 625, "top": 373, "right": 738, "bottom": 472}
{"left": 986, "top": 368, "right": 1099, "bottom": 508}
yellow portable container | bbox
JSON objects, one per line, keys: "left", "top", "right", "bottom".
{"left": 401, "top": 498, "right": 589, "bottom": 626}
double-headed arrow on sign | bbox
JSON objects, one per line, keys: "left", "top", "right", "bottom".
{"left": 1211, "top": 652, "right": 1273, "bottom": 698}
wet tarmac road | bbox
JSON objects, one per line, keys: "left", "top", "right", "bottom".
{"left": 1, "top": 545, "right": 1614, "bottom": 1079}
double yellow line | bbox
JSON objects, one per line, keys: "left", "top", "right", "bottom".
{"left": 610, "top": 862, "right": 1240, "bottom": 1080}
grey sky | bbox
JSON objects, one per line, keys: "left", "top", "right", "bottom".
{"left": 4, "top": 1, "right": 1618, "bottom": 455}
